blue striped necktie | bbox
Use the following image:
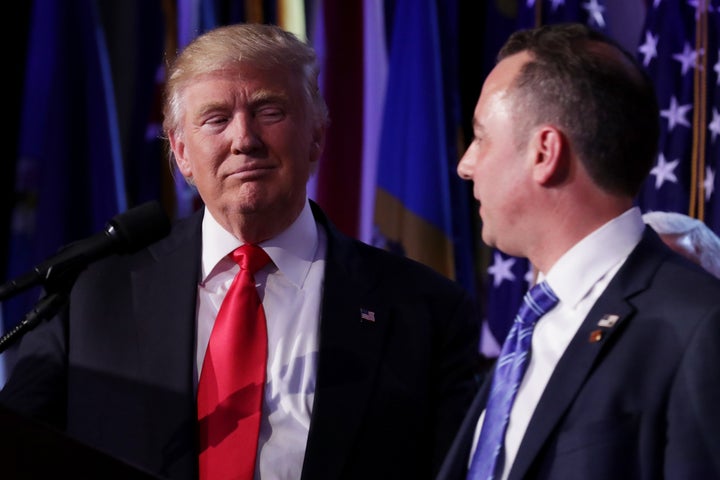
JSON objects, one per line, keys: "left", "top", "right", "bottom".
{"left": 467, "top": 281, "right": 559, "bottom": 480}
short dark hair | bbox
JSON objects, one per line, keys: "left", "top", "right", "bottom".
{"left": 499, "top": 23, "right": 659, "bottom": 197}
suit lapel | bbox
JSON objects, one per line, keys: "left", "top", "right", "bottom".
{"left": 507, "top": 297, "right": 633, "bottom": 479}
{"left": 508, "top": 229, "right": 666, "bottom": 480}
{"left": 301, "top": 203, "right": 391, "bottom": 479}
{"left": 132, "top": 210, "right": 203, "bottom": 471}
{"left": 132, "top": 211, "right": 201, "bottom": 393}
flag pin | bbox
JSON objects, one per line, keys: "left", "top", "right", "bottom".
{"left": 360, "top": 308, "right": 376, "bottom": 323}
{"left": 589, "top": 329, "right": 604, "bottom": 343}
{"left": 597, "top": 314, "right": 619, "bottom": 328}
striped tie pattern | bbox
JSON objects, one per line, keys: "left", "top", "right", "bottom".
{"left": 467, "top": 281, "right": 559, "bottom": 480}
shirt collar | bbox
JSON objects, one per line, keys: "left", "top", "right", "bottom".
{"left": 201, "top": 199, "right": 318, "bottom": 287}
{"left": 541, "top": 207, "right": 644, "bottom": 307}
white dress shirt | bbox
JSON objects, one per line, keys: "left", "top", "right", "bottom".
{"left": 469, "top": 207, "right": 645, "bottom": 480}
{"left": 196, "top": 199, "right": 326, "bottom": 480}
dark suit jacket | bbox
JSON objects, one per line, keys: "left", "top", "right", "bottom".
{"left": 0, "top": 202, "right": 481, "bottom": 479}
{"left": 437, "top": 227, "right": 720, "bottom": 480}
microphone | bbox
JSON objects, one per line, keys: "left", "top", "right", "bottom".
{"left": 0, "top": 201, "right": 171, "bottom": 301}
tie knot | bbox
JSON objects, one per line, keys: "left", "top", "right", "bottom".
{"left": 516, "top": 281, "right": 559, "bottom": 327}
{"left": 231, "top": 244, "right": 271, "bottom": 274}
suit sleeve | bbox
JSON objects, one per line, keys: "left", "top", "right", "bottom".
{"left": 0, "top": 305, "right": 69, "bottom": 429}
{"left": 665, "top": 300, "right": 720, "bottom": 478}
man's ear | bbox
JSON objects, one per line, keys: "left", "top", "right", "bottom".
{"left": 531, "top": 125, "right": 566, "bottom": 185}
{"left": 310, "top": 124, "right": 326, "bottom": 160}
{"left": 169, "top": 131, "right": 193, "bottom": 179}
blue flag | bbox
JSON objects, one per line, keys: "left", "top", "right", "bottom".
{"left": 373, "top": 0, "right": 476, "bottom": 297}
{"left": 3, "top": 0, "right": 128, "bottom": 331}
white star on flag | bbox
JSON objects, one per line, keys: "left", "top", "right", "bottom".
{"left": 709, "top": 107, "right": 720, "bottom": 143}
{"left": 650, "top": 153, "right": 680, "bottom": 189}
{"left": 660, "top": 96, "right": 693, "bottom": 131}
{"left": 638, "top": 31, "right": 659, "bottom": 67}
{"left": 524, "top": 266, "right": 536, "bottom": 284}
{"left": 488, "top": 252, "right": 517, "bottom": 288}
{"left": 705, "top": 167, "right": 716, "bottom": 201}
{"left": 672, "top": 42, "right": 703, "bottom": 76}
{"left": 582, "top": 0, "right": 606, "bottom": 28}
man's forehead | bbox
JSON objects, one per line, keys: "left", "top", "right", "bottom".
{"left": 487, "top": 51, "right": 530, "bottom": 90}
{"left": 475, "top": 50, "right": 530, "bottom": 112}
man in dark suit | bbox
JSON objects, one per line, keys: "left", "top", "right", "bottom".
{"left": 0, "top": 23, "right": 480, "bottom": 479}
{"left": 438, "top": 23, "right": 720, "bottom": 480}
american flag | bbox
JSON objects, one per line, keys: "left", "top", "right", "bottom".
{"left": 481, "top": 0, "right": 609, "bottom": 357}
{"left": 636, "top": 0, "right": 720, "bottom": 235}
{"left": 360, "top": 308, "right": 376, "bottom": 323}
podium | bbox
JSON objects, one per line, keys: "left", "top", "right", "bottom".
{"left": 0, "top": 405, "right": 164, "bottom": 479}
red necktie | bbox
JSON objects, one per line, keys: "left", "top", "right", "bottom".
{"left": 197, "top": 244, "right": 271, "bottom": 480}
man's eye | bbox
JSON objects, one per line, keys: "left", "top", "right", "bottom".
{"left": 205, "top": 116, "right": 228, "bottom": 125}
{"left": 256, "top": 107, "right": 284, "bottom": 121}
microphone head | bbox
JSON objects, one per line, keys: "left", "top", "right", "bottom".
{"left": 107, "top": 201, "right": 171, "bottom": 252}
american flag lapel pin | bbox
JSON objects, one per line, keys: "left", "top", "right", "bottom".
{"left": 360, "top": 308, "right": 376, "bottom": 323}
{"left": 590, "top": 314, "right": 620, "bottom": 343}
{"left": 597, "top": 314, "right": 619, "bottom": 328}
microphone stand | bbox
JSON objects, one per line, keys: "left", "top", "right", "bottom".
{"left": 0, "top": 268, "right": 79, "bottom": 354}
{"left": 0, "top": 292, "right": 68, "bottom": 353}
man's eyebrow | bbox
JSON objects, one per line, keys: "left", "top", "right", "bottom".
{"left": 249, "top": 89, "right": 289, "bottom": 105}
{"left": 192, "top": 101, "right": 228, "bottom": 119}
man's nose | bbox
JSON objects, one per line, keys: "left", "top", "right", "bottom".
{"left": 456, "top": 151, "right": 474, "bottom": 180}
{"left": 231, "top": 115, "right": 263, "bottom": 154}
